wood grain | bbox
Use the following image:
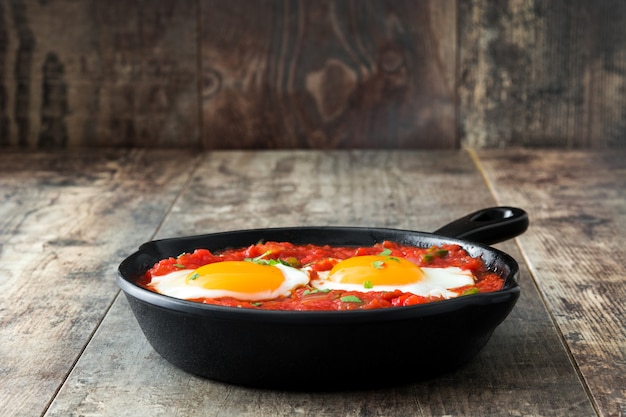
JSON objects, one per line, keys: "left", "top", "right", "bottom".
{"left": 474, "top": 148, "right": 626, "bottom": 417}
{"left": 0, "top": 0, "right": 199, "bottom": 148}
{"left": 2, "top": 1, "right": 626, "bottom": 150}
{"left": 459, "top": 0, "right": 626, "bottom": 149}
{"left": 45, "top": 151, "right": 594, "bottom": 416}
{"left": 199, "top": 0, "right": 457, "bottom": 149}
{"left": 156, "top": 150, "right": 488, "bottom": 236}
{"left": 0, "top": 149, "right": 201, "bottom": 417}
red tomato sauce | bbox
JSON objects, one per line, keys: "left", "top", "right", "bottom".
{"left": 141, "top": 241, "right": 505, "bottom": 310}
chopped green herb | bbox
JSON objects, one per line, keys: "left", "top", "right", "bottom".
{"left": 434, "top": 249, "right": 449, "bottom": 257}
{"left": 254, "top": 250, "right": 272, "bottom": 260}
{"left": 250, "top": 302, "right": 263, "bottom": 307}
{"left": 372, "top": 260, "right": 385, "bottom": 269}
{"left": 245, "top": 251, "right": 283, "bottom": 265}
{"left": 284, "top": 257, "right": 301, "bottom": 267}
{"left": 462, "top": 287, "right": 480, "bottom": 296}
{"left": 378, "top": 248, "right": 392, "bottom": 256}
{"left": 340, "top": 295, "right": 363, "bottom": 303}
{"left": 363, "top": 280, "right": 373, "bottom": 289}
{"left": 387, "top": 256, "right": 401, "bottom": 263}
{"left": 173, "top": 263, "right": 186, "bottom": 269}
{"left": 188, "top": 272, "right": 200, "bottom": 281}
{"left": 302, "top": 288, "right": 331, "bottom": 296}
{"left": 247, "top": 258, "right": 291, "bottom": 267}
{"left": 421, "top": 254, "right": 434, "bottom": 263}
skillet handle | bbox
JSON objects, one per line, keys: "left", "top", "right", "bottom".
{"left": 433, "top": 207, "right": 529, "bottom": 245}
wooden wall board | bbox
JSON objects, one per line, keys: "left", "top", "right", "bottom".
{"left": 198, "top": 0, "right": 457, "bottom": 149}
{"left": 459, "top": 0, "right": 626, "bottom": 149}
{"left": 2, "top": 1, "right": 626, "bottom": 150}
{"left": 0, "top": 149, "right": 201, "bottom": 417}
{"left": 0, "top": 0, "right": 199, "bottom": 148}
{"left": 473, "top": 148, "right": 626, "bottom": 417}
{"left": 45, "top": 150, "right": 594, "bottom": 416}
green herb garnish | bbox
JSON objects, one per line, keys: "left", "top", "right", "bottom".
{"left": 173, "top": 263, "right": 186, "bottom": 269}
{"left": 462, "top": 287, "right": 480, "bottom": 296}
{"left": 340, "top": 295, "right": 363, "bottom": 303}
{"left": 267, "top": 259, "right": 290, "bottom": 266}
{"left": 284, "top": 257, "right": 301, "bottom": 267}
{"left": 376, "top": 248, "right": 401, "bottom": 266}
{"left": 245, "top": 250, "right": 272, "bottom": 262}
{"left": 422, "top": 248, "right": 448, "bottom": 263}
{"left": 363, "top": 280, "right": 374, "bottom": 289}
{"left": 372, "top": 260, "right": 385, "bottom": 269}
{"left": 245, "top": 251, "right": 292, "bottom": 266}
{"left": 250, "top": 302, "right": 263, "bottom": 307}
{"left": 302, "top": 288, "right": 332, "bottom": 296}
{"left": 188, "top": 272, "right": 200, "bottom": 281}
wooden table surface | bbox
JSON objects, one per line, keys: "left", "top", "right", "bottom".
{"left": 1, "top": 149, "right": 624, "bottom": 417}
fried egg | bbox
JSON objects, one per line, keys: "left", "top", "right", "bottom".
{"left": 310, "top": 255, "right": 474, "bottom": 298}
{"left": 148, "top": 261, "right": 309, "bottom": 301}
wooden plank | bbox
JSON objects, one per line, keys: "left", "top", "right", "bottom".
{"left": 2, "top": 0, "right": 626, "bottom": 151}
{"left": 459, "top": 0, "right": 626, "bottom": 149}
{"left": 0, "top": 150, "right": 200, "bottom": 417}
{"left": 0, "top": 0, "right": 199, "bottom": 148}
{"left": 473, "top": 149, "right": 626, "bottom": 417}
{"left": 156, "top": 150, "right": 490, "bottom": 236}
{"left": 199, "top": 1, "right": 457, "bottom": 149}
{"left": 45, "top": 150, "right": 594, "bottom": 416}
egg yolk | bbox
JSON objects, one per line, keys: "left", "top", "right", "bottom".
{"left": 186, "top": 261, "right": 285, "bottom": 293}
{"left": 328, "top": 255, "right": 424, "bottom": 286}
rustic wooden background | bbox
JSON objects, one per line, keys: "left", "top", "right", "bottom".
{"left": 0, "top": 0, "right": 624, "bottom": 150}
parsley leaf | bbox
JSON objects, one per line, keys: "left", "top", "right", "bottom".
{"left": 462, "top": 287, "right": 479, "bottom": 296}
{"left": 245, "top": 251, "right": 285, "bottom": 266}
{"left": 340, "top": 295, "right": 363, "bottom": 303}
{"left": 302, "top": 288, "right": 331, "bottom": 296}
{"left": 372, "top": 260, "right": 385, "bottom": 269}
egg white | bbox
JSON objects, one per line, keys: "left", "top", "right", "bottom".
{"left": 148, "top": 263, "right": 310, "bottom": 301}
{"left": 310, "top": 266, "right": 474, "bottom": 299}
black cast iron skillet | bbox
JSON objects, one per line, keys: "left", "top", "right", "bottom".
{"left": 118, "top": 207, "right": 528, "bottom": 390}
